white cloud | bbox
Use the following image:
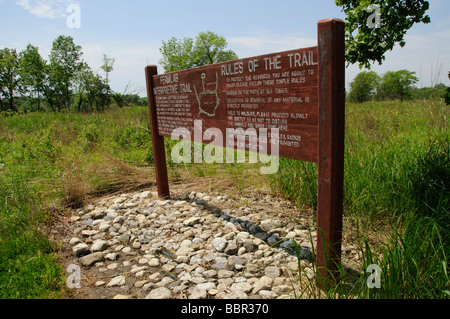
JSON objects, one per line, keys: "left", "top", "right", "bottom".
{"left": 16, "top": 0, "right": 78, "bottom": 19}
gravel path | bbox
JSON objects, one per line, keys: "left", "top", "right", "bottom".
{"left": 52, "top": 186, "right": 358, "bottom": 299}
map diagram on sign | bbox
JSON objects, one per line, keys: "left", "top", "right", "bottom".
{"left": 194, "top": 72, "right": 220, "bottom": 118}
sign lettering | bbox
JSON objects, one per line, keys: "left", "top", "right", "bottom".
{"left": 152, "top": 47, "right": 319, "bottom": 162}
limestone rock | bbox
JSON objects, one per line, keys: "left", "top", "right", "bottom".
{"left": 73, "top": 243, "right": 90, "bottom": 257}
{"left": 146, "top": 287, "right": 173, "bottom": 299}
{"left": 80, "top": 252, "right": 104, "bottom": 267}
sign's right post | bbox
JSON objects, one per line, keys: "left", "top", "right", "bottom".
{"left": 316, "top": 18, "right": 346, "bottom": 287}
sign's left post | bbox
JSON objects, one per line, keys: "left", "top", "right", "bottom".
{"left": 145, "top": 65, "right": 170, "bottom": 198}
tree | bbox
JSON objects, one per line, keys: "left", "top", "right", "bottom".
{"left": 0, "top": 48, "right": 23, "bottom": 111}
{"left": 335, "top": 0, "right": 431, "bottom": 69}
{"left": 112, "top": 81, "right": 142, "bottom": 108}
{"left": 128, "top": 94, "right": 147, "bottom": 106}
{"left": 378, "top": 69, "right": 418, "bottom": 101}
{"left": 159, "top": 31, "right": 238, "bottom": 72}
{"left": 429, "top": 83, "right": 448, "bottom": 100}
{"left": 100, "top": 54, "right": 115, "bottom": 85}
{"left": 20, "top": 44, "right": 46, "bottom": 111}
{"left": 100, "top": 54, "right": 115, "bottom": 103}
{"left": 41, "top": 63, "right": 57, "bottom": 112}
{"left": 0, "top": 36, "right": 118, "bottom": 113}
{"left": 73, "top": 62, "right": 111, "bottom": 112}
{"left": 193, "top": 31, "right": 238, "bottom": 66}
{"left": 86, "top": 73, "right": 110, "bottom": 112}
{"left": 348, "top": 71, "right": 380, "bottom": 103}
{"left": 73, "top": 61, "right": 91, "bottom": 112}
{"left": 159, "top": 37, "right": 196, "bottom": 73}
{"left": 48, "top": 35, "right": 84, "bottom": 111}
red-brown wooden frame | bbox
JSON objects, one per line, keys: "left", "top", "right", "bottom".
{"left": 316, "top": 18, "right": 345, "bottom": 286}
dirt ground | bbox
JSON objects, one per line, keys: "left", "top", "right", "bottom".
{"left": 49, "top": 176, "right": 363, "bottom": 299}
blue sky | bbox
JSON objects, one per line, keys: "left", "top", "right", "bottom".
{"left": 1, "top": 0, "right": 449, "bottom": 96}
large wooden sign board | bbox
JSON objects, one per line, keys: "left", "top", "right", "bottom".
{"left": 146, "top": 19, "right": 345, "bottom": 285}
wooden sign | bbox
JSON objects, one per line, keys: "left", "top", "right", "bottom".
{"left": 151, "top": 46, "right": 319, "bottom": 163}
{"left": 145, "top": 18, "right": 345, "bottom": 286}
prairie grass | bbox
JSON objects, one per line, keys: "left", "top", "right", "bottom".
{"left": 0, "top": 99, "right": 448, "bottom": 298}
{"left": 274, "top": 99, "right": 449, "bottom": 299}
{"left": 290, "top": 210, "right": 449, "bottom": 299}
{"left": 0, "top": 107, "right": 155, "bottom": 298}
{"left": 0, "top": 171, "right": 65, "bottom": 298}
{"left": 0, "top": 106, "right": 264, "bottom": 298}
{"left": 273, "top": 100, "right": 448, "bottom": 221}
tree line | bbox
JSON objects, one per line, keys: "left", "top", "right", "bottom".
{"left": 0, "top": 32, "right": 238, "bottom": 114}
{"left": 2, "top": 0, "right": 444, "bottom": 113}
{"left": 347, "top": 69, "right": 450, "bottom": 103}
{"left": 0, "top": 35, "right": 147, "bottom": 114}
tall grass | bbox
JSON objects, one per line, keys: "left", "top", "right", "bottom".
{"left": 273, "top": 100, "right": 448, "bottom": 221}
{"left": 0, "top": 171, "right": 65, "bottom": 298}
{"left": 0, "top": 106, "right": 155, "bottom": 298}
{"left": 274, "top": 99, "right": 449, "bottom": 298}
{"left": 290, "top": 210, "right": 449, "bottom": 299}
{"left": 0, "top": 107, "right": 155, "bottom": 206}
{"left": 360, "top": 213, "right": 449, "bottom": 299}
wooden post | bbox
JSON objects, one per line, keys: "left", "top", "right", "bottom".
{"left": 145, "top": 65, "right": 170, "bottom": 198}
{"left": 316, "top": 18, "right": 346, "bottom": 286}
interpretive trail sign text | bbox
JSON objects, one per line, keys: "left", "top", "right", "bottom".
{"left": 152, "top": 46, "right": 319, "bottom": 163}
{"left": 145, "top": 18, "right": 345, "bottom": 286}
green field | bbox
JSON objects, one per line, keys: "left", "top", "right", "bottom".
{"left": 273, "top": 99, "right": 449, "bottom": 298}
{"left": 0, "top": 99, "right": 448, "bottom": 298}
